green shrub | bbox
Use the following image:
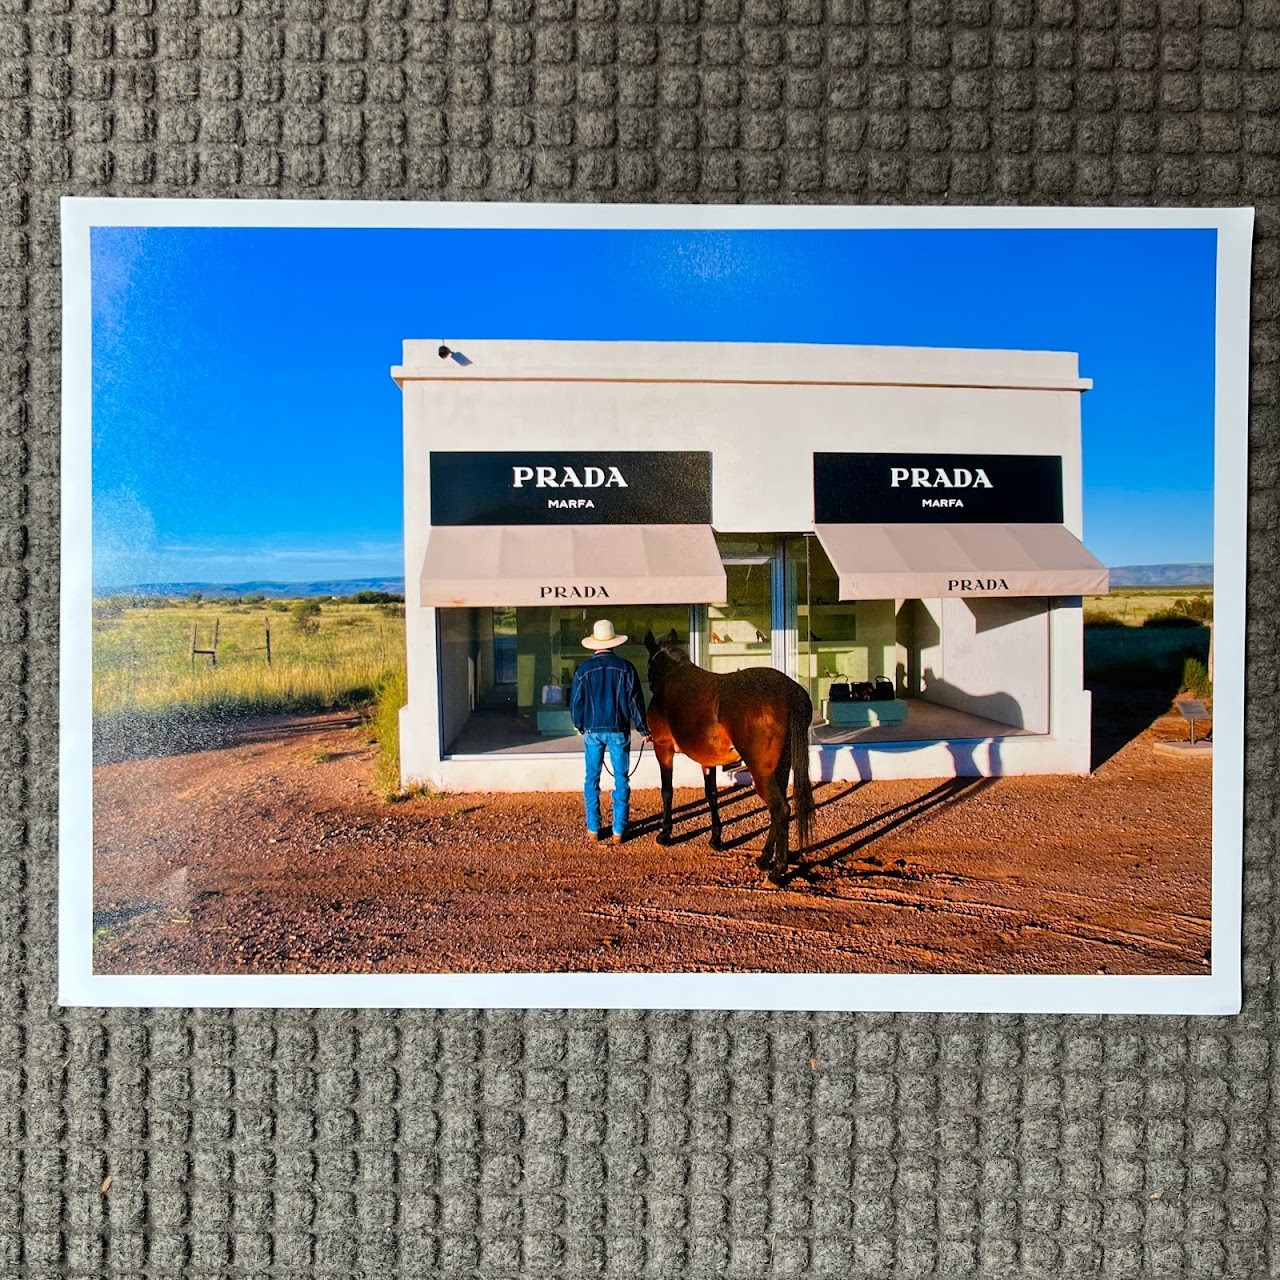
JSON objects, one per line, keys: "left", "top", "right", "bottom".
{"left": 290, "top": 599, "right": 322, "bottom": 635}
{"left": 1181, "top": 657, "right": 1212, "bottom": 700}
{"left": 340, "top": 590, "right": 404, "bottom": 605}
{"left": 369, "top": 668, "right": 408, "bottom": 801}
{"left": 1083, "top": 609, "right": 1123, "bottom": 627}
{"left": 1174, "top": 594, "right": 1212, "bottom": 622}
{"left": 1142, "top": 610, "right": 1205, "bottom": 628}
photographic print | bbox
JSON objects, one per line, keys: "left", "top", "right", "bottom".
{"left": 59, "top": 200, "right": 1251, "bottom": 1012}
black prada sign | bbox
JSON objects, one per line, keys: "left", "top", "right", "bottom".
{"left": 430, "top": 451, "right": 713, "bottom": 525}
{"left": 814, "top": 453, "right": 1064, "bottom": 523}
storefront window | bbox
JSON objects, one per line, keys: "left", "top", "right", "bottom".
{"left": 787, "top": 535, "right": 899, "bottom": 713}
{"left": 542, "top": 604, "right": 693, "bottom": 706}
{"left": 441, "top": 604, "right": 698, "bottom": 752}
{"left": 438, "top": 549, "right": 1048, "bottom": 755}
{"left": 708, "top": 536, "right": 774, "bottom": 674}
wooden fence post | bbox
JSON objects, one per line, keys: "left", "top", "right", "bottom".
{"left": 191, "top": 620, "right": 220, "bottom": 668}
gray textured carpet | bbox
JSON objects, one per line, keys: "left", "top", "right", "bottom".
{"left": 4, "top": 1, "right": 1277, "bottom": 1276}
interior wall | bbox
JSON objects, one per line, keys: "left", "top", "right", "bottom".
{"left": 914, "top": 597, "right": 1050, "bottom": 732}
{"left": 474, "top": 609, "right": 495, "bottom": 702}
{"left": 516, "top": 607, "right": 556, "bottom": 717}
{"left": 895, "top": 600, "right": 916, "bottom": 696}
{"left": 438, "top": 608, "right": 477, "bottom": 751}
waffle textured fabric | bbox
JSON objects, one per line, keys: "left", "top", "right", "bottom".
{"left": 3, "top": 1, "right": 1277, "bottom": 1277}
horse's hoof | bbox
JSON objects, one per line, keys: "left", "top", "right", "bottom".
{"left": 655, "top": 832, "right": 671, "bottom": 846}
{"left": 767, "top": 868, "right": 787, "bottom": 887}
{"left": 709, "top": 835, "right": 723, "bottom": 851}
{"left": 755, "top": 852, "right": 771, "bottom": 870}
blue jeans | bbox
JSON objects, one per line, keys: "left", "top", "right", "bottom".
{"left": 583, "top": 731, "right": 631, "bottom": 837}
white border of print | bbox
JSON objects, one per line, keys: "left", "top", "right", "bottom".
{"left": 59, "top": 198, "right": 1253, "bottom": 1013}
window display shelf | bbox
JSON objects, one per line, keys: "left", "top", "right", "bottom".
{"left": 536, "top": 707, "right": 577, "bottom": 736}
{"left": 821, "top": 699, "right": 908, "bottom": 727}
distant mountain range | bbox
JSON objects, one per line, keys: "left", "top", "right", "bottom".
{"left": 103, "top": 577, "right": 408, "bottom": 599}
{"left": 100, "top": 565, "right": 1213, "bottom": 598}
{"left": 1108, "top": 564, "right": 1213, "bottom": 587}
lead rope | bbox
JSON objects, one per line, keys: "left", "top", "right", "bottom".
{"left": 602, "top": 735, "right": 648, "bottom": 781}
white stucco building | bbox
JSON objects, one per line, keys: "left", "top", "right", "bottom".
{"left": 393, "top": 340, "right": 1108, "bottom": 792}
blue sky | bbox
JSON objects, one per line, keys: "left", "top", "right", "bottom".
{"left": 91, "top": 224, "right": 1217, "bottom": 588}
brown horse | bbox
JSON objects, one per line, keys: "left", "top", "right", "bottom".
{"left": 643, "top": 628, "right": 815, "bottom": 884}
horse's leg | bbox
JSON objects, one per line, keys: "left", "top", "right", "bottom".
{"left": 702, "top": 766, "right": 722, "bottom": 850}
{"left": 746, "top": 767, "right": 776, "bottom": 871}
{"left": 751, "top": 774, "right": 790, "bottom": 881}
{"left": 751, "top": 770, "right": 790, "bottom": 884}
{"left": 654, "top": 742, "right": 676, "bottom": 845}
{"left": 767, "top": 760, "right": 793, "bottom": 883}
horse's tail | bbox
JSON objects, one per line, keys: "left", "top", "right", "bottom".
{"left": 789, "top": 685, "right": 815, "bottom": 851}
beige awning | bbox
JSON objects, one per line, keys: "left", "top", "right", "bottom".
{"left": 421, "top": 525, "right": 728, "bottom": 607}
{"left": 814, "top": 523, "right": 1110, "bottom": 599}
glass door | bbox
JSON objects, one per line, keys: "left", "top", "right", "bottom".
{"left": 708, "top": 537, "right": 775, "bottom": 675}
{"left": 709, "top": 533, "right": 878, "bottom": 704}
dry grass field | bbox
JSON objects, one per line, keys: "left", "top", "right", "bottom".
{"left": 93, "top": 597, "right": 405, "bottom": 719}
{"left": 1083, "top": 586, "right": 1213, "bottom": 626}
{"left": 92, "top": 596, "right": 407, "bottom": 777}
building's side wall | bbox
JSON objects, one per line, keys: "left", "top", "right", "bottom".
{"left": 400, "top": 381, "right": 444, "bottom": 787}
{"left": 1048, "top": 597, "right": 1092, "bottom": 773}
{"left": 914, "top": 597, "right": 1051, "bottom": 733}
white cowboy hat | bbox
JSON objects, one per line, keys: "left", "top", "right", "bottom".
{"left": 581, "top": 619, "right": 629, "bottom": 650}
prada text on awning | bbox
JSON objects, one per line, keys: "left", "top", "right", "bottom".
{"left": 421, "top": 524, "right": 728, "bottom": 608}
{"left": 813, "top": 523, "right": 1110, "bottom": 599}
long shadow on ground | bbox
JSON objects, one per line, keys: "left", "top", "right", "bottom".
{"left": 787, "top": 778, "right": 995, "bottom": 886}
{"left": 629, "top": 782, "right": 853, "bottom": 846}
{"left": 93, "top": 709, "right": 366, "bottom": 765}
{"left": 1090, "top": 682, "right": 1180, "bottom": 770}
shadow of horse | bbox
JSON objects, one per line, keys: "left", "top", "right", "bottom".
{"left": 632, "top": 781, "right": 853, "bottom": 847}
{"left": 628, "top": 784, "right": 761, "bottom": 841}
{"left": 786, "top": 777, "right": 996, "bottom": 887}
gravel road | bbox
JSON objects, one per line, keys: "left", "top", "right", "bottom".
{"left": 92, "top": 694, "right": 1211, "bottom": 976}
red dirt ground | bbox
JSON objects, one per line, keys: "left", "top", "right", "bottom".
{"left": 91, "top": 695, "right": 1212, "bottom": 976}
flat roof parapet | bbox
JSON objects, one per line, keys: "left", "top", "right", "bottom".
{"left": 392, "top": 339, "right": 1091, "bottom": 392}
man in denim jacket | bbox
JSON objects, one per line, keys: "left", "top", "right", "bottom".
{"left": 570, "top": 619, "right": 651, "bottom": 844}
